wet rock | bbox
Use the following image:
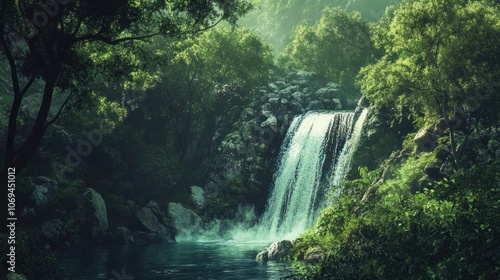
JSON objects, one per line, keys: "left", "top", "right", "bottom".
{"left": 190, "top": 186, "right": 205, "bottom": 210}
{"left": 80, "top": 188, "right": 108, "bottom": 241}
{"left": 114, "top": 227, "right": 134, "bottom": 244}
{"left": 267, "top": 240, "right": 293, "bottom": 260}
{"left": 168, "top": 202, "right": 202, "bottom": 235}
{"left": 135, "top": 201, "right": 175, "bottom": 241}
{"left": 256, "top": 250, "right": 269, "bottom": 262}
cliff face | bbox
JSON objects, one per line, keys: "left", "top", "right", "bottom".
{"left": 202, "top": 71, "right": 346, "bottom": 218}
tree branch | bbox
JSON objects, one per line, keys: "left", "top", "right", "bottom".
{"left": 20, "top": 74, "right": 36, "bottom": 97}
{"left": 45, "top": 91, "right": 74, "bottom": 128}
{"left": 74, "top": 32, "right": 161, "bottom": 45}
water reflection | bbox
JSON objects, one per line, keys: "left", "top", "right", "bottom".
{"left": 69, "top": 240, "right": 293, "bottom": 279}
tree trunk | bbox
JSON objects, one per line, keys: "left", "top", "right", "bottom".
{"left": 1, "top": 71, "right": 59, "bottom": 234}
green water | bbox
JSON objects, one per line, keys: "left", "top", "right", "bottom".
{"left": 69, "top": 240, "right": 294, "bottom": 279}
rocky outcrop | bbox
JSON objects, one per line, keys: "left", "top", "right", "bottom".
{"left": 135, "top": 201, "right": 175, "bottom": 242}
{"left": 414, "top": 120, "right": 447, "bottom": 153}
{"left": 206, "top": 72, "right": 346, "bottom": 217}
{"left": 167, "top": 202, "right": 202, "bottom": 236}
{"left": 80, "top": 188, "right": 108, "bottom": 241}
{"left": 256, "top": 239, "right": 293, "bottom": 261}
{"left": 347, "top": 104, "right": 413, "bottom": 180}
{"left": 190, "top": 185, "right": 205, "bottom": 210}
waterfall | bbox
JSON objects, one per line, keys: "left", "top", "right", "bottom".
{"left": 256, "top": 109, "right": 368, "bottom": 240}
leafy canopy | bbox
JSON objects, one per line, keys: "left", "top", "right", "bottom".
{"left": 360, "top": 0, "right": 500, "bottom": 123}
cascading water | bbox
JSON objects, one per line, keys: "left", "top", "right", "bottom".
{"left": 256, "top": 109, "right": 368, "bottom": 240}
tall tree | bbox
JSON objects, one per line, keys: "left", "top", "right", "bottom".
{"left": 0, "top": 0, "right": 252, "bottom": 232}
{"left": 360, "top": 0, "right": 500, "bottom": 167}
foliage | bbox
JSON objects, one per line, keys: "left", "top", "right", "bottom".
{"left": 360, "top": 0, "right": 500, "bottom": 124}
{"left": 241, "top": 0, "right": 402, "bottom": 53}
{"left": 279, "top": 8, "right": 378, "bottom": 103}
{"left": 290, "top": 155, "right": 500, "bottom": 279}
{"left": 0, "top": 231, "right": 76, "bottom": 279}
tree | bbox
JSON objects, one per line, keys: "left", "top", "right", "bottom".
{"left": 0, "top": 0, "right": 252, "bottom": 232}
{"left": 279, "top": 7, "right": 378, "bottom": 105}
{"left": 240, "top": 0, "right": 401, "bottom": 53}
{"left": 360, "top": 0, "right": 500, "bottom": 167}
{"left": 128, "top": 26, "right": 274, "bottom": 165}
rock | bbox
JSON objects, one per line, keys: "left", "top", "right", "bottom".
{"left": 168, "top": 202, "right": 202, "bottom": 235}
{"left": 256, "top": 250, "right": 269, "bottom": 262}
{"left": 7, "top": 273, "right": 28, "bottom": 280}
{"left": 268, "top": 97, "right": 279, "bottom": 105}
{"left": 267, "top": 240, "right": 293, "bottom": 260}
{"left": 332, "top": 99, "right": 342, "bottom": 110}
{"left": 440, "top": 162, "right": 455, "bottom": 178}
{"left": 414, "top": 126, "right": 438, "bottom": 152}
{"left": 31, "top": 176, "right": 58, "bottom": 209}
{"left": 424, "top": 161, "right": 443, "bottom": 179}
{"left": 307, "top": 100, "right": 324, "bottom": 110}
{"left": 260, "top": 115, "right": 278, "bottom": 132}
{"left": 304, "top": 247, "right": 325, "bottom": 264}
{"left": 134, "top": 232, "right": 167, "bottom": 244}
{"left": 488, "top": 139, "right": 500, "bottom": 152}
{"left": 80, "top": 188, "right": 108, "bottom": 241}
{"left": 114, "top": 227, "right": 134, "bottom": 244}
{"left": 435, "top": 146, "right": 451, "bottom": 161}
{"left": 190, "top": 185, "right": 205, "bottom": 210}
{"left": 135, "top": 201, "right": 175, "bottom": 241}
{"left": 40, "top": 219, "right": 65, "bottom": 246}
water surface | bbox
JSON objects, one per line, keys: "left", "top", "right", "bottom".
{"left": 69, "top": 240, "right": 293, "bottom": 279}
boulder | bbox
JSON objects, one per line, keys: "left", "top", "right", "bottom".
{"left": 304, "top": 247, "right": 325, "bottom": 264}
{"left": 267, "top": 240, "right": 293, "bottom": 260}
{"left": 168, "top": 202, "right": 202, "bottom": 235}
{"left": 114, "top": 227, "right": 134, "bottom": 244}
{"left": 80, "top": 188, "right": 108, "bottom": 241}
{"left": 135, "top": 201, "right": 175, "bottom": 242}
{"left": 31, "top": 176, "right": 58, "bottom": 209}
{"left": 256, "top": 250, "right": 269, "bottom": 262}
{"left": 414, "top": 126, "right": 438, "bottom": 152}
{"left": 190, "top": 186, "right": 205, "bottom": 210}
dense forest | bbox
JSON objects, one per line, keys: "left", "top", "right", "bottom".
{"left": 1, "top": 0, "right": 499, "bottom": 279}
